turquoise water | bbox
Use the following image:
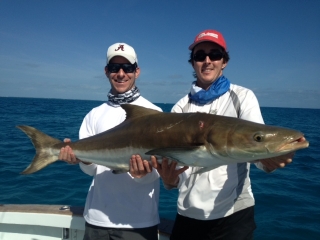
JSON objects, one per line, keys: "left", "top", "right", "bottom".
{"left": 0, "top": 97, "right": 319, "bottom": 239}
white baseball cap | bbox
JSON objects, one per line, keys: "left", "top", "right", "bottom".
{"left": 106, "top": 43, "right": 138, "bottom": 65}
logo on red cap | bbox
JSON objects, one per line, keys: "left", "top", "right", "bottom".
{"left": 197, "top": 32, "right": 219, "bottom": 40}
{"left": 189, "top": 29, "right": 227, "bottom": 51}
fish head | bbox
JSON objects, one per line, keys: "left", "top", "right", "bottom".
{"left": 205, "top": 119, "right": 309, "bottom": 161}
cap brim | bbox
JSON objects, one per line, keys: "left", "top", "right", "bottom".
{"left": 107, "top": 53, "right": 136, "bottom": 64}
{"left": 188, "top": 40, "right": 226, "bottom": 51}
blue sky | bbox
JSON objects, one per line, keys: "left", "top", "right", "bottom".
{"left": 1, "top": 0, "right": 319, "bottom": 109}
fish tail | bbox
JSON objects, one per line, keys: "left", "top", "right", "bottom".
{"left": 16, "top": 125, "right": 62, "bottom": 174}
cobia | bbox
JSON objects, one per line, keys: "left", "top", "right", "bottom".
{"left": 17, "top": 104, "right": 309, "bottom": 174}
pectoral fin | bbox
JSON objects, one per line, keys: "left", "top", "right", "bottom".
{"left": 146, "top": 146, "right": 203, "bottom": 165}
{"left": 146, "top": 146, "right": 224, "bottom": 173}
{"left": 112, "top": 167, "right": 129, "bottom": 174}
{"left": 192, "top": 166, "right": 219, "bottom": 174}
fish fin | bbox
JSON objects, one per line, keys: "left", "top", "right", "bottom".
{"left": 121, "top": 104, "right": 161, "bottom": 120}
{"left": 112, "top": 169, "right": 129, "bottom": 174}
{"left": 146, "top": 146, "right": 201, "bottom": 164}
{"left": 147, "top": 147, "right": 223, "bottom": 174}
{"left": 192, "top": 166, "right": 219, "bottom": 174}
{"left": 146, "top": 146, "right": 201, "bottom": 155}
{"left": 16, "top": 125, "right": 62, "bottom": 174}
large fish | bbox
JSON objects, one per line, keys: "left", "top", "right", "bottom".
{"left": 17, "top": 104, "right": 309, "bottom": 174}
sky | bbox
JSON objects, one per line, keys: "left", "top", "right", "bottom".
{"left": 0, "top": 0, "right": 319, "bottom": 109}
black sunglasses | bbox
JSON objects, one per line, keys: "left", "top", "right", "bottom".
{"left": 107, "top": 63, "right": 137, "bottom": 73}
{"left": 193, "top": 50, "right": 223, "bottom": 62}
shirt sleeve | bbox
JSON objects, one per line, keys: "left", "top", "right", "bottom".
{"left": 79, "top": 161, "right": 97, "bottom": 176}
{"left": 238, "top": 89, "right": 264, "bottom": 124}
{"left": 78, "top": 111, "right": 98, "bottom": 175}
{"left": 171, "top": 96, "right": 188, "bottom": 114}
{"left": 79, "top": 112, "right": 96, "bottom": 139}
{"left": 238, "top": 90, "right": 273, "bottom": 173}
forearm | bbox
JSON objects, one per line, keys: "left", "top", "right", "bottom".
{"left": 163, "top": 176, "right": 180, "bottom": 190}
{"left": 254, "top": 161, "right": 274, "bottom": 173}
{"left": 79, "top": 162, "right": 97, "bottom": 176}
{"left": 163, "top": 168, "right": 190, "bottom": 190}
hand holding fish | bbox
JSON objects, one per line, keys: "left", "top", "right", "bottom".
{"left": 129, "top": 155, "right": 153, "bottom": 178}
{"left": 59, "top": 139, "right": 82, "bottom": 164}
{"left": 152, "top": 157, "right": 189, "bottom": 189}
{"left": 259, "top": 152, "right": 295, "bottom": 172}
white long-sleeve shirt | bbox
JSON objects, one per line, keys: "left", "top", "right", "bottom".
{"left": 79, "top": 96, "right": 162, "bottom": 228}
{"left": 172, "top": 84, "right": 265, "bottom": 220}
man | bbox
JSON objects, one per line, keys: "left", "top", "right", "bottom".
{"left": 59, "top": 42, "right": 162, "bottom": 240}
{"left": 151, "top": 30, "right": 294, "bottom": 240}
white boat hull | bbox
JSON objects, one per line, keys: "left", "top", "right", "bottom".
{"left": 0, "top": 204, "right": 171, "bottom": 240}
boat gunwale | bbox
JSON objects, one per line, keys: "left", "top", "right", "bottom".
{"left": 0, "top": 204, "right": 173, "bottom": 236}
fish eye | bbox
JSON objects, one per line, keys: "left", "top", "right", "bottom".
{"left": 253, "top": 133, "right": 264, "bottom": 142}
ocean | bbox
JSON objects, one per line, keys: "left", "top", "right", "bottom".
{"left": 0, "top": 97, "right": 319, "bottom": 239}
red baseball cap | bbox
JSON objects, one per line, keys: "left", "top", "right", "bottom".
{"left": 188, "top": 29, "right": 227, "bottom": 51}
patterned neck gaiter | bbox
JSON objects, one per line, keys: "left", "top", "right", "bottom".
{"left": 107, "top": 86, "right": 141, "bottom": 107}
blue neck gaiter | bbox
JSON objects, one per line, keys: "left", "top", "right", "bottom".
{"left": 188, "top": 75, "right": 230, "bottom": 104}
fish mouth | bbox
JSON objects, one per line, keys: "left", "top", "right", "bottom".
{"left": 277, "top": 136, "right": 309, "bottom": 152}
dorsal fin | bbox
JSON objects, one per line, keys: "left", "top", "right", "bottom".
{"left": 121, "top": 104, "right": 161, "bottom": 120}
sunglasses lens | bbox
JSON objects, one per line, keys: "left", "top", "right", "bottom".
{"left": 193, "top": 51, "right": 223, "bottom": 62}
{"left": 122, "top": 64, "right": 135, "bottom": 73}
{"left": 108, "top": 64, "right": 121, "bottom": 73}
{"left": 193, "top": 53, "right": 206, "bottom": 62}
{"left": 209, "top": 52, "right": 223, "bottom": 61}
{"left": 107, "top": 64, "right": 136, "bottom": 73}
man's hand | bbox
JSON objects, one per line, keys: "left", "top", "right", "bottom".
{"left": 59, "top": 138, "right": 80, "bottom": 164}
{"left": 151, "top": 156, "right": 188, "bottom": 188}
{"left": 260, "top": 152, "right": 295, "bottom": 172}
{"left": 129, "top": 155, "right": 153, "bottom": 178}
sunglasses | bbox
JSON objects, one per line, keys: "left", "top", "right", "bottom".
{"left": 107, "top": 63, "right": 137, "bottom": 73}
{"left": 193, "top": 50, "right": 223, "bottom": 62}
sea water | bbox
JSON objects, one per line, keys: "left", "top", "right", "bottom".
{"left": 0, "top": 97, "right": 319, "bottom": 239}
